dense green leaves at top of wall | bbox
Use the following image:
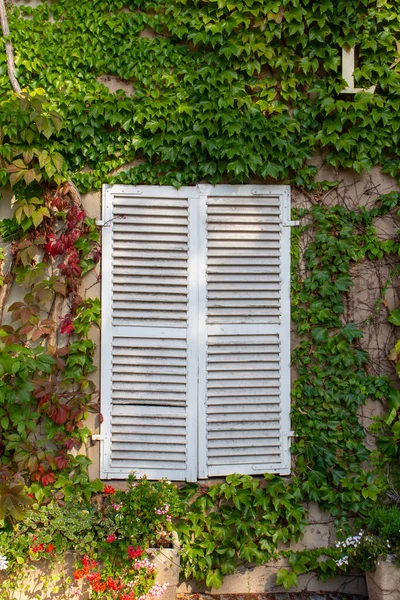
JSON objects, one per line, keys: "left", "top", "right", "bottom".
{"left": 0, "top": 0, "right": 400, "bottom": 191}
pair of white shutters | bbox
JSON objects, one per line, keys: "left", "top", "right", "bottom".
{"left": 101, "top": 185, "right": 293, "bottom": 481}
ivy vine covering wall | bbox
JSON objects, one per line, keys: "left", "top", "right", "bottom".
{"left": 0, "top": 0, "right": 399, "bottom": 593}
{"left": 1, "top": 0, "right": 400, "bottom": 191}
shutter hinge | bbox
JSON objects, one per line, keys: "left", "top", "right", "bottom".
{"left": 91, "top": 434, "right": 105, "bottom": 441}
{"left": 282, "top": 431, "right": 295, "bottom": 443}
{"left": 282, "top": 190, "right": 299, "bottom": 227}
{"left": 284, "top": 218, "right": 300, "bottom": 227}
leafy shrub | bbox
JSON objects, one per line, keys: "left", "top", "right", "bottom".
{"left": 0, "top": 474, "right": 181, "bottom": 599}
{"left": 98, "top": 472, "right": 182, "bottom": 551}
{"left": 368, "top": 505, "right": 400, "bottom": 549}
{"left": 335, "top": 504, "right": 400, "bottom": 572}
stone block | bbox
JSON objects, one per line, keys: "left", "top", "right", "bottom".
{"left": 148, "top": 532, "right": 180, "bottom": 600}
{"left": 366, "top": 558, "right": 400, "bottom": 600}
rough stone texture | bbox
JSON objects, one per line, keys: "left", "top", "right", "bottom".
{"left": 366, "top": 559, "right": 400, "bottom": 600}
{"left": 289, "top": 525, "right": 331, "bottom": 551}
{"left": 177, "top": 560, "right": 368, "bottom": 595}
{"left": 147, "top": 533, "right": 181, "bottom": 600}
{"left": 177, "top": 594, "right": 368, "bottom": 600}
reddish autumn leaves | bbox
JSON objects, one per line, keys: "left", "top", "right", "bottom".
{"left": 1, "top": 185, "right": 101, "bottom": 488}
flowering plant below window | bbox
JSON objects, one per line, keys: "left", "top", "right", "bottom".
{"left": 335, "top": 504, "right": 400, "bottom": 572}
{"left": 72, "top": 551, "right": 168, "bottom": 599}
{"left": 0, "top": 472, "right": 182, "bottom": 599}
{"left": 98, "top": 471, "right": 182, "bottom": 550}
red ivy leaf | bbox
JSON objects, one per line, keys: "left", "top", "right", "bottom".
{"left": 41, "top": 472, "right": 55, "bottom": 486}
{"left": 48, "top": 404, "right": 69, "bottom": 425}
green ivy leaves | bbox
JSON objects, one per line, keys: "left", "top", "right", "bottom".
{"left": 177, "top": 474, "right": 307, "bottom": 588}
{"left": 291, "top": 199, "right": 397, "bottom": 529}
{"left": 1, "top": 0, "right": 399, "bottom": 191}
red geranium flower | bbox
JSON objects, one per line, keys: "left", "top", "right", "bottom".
{"left": 128, "top": 546, "right": 143, "bottom": 559}
{"left": 86, "top": 572, "right": 101, "bottom": 584}
{"left": 103, "top": 485, "right": 115, "bottom": 495}
{"left": 73, "top": 570, "right": 85, "bottom": 581}
{"left": 107, "top": 577, "right": 123, "bottom": 591}
{"left": 106, "top": 534, "right": 116, "bottom": 543}
{"left": 46, "top": 544, "right": 55, "bottom": 553}
{"left": 120, "top": 593, "right": 135, "bottom": 600}
{"left": 91, "top": 581, "right": 107, "bottom": 592}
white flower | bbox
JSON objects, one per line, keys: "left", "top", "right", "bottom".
{"left": 336, "top": 556, "right": 349, "bottom": 567}
{"left": 0, "top": 556, "right": 8, "bottom": 570}
{"left": 148, "top": 583, "right": 168, "bottom": 597}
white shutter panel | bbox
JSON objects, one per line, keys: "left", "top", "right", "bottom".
{"left": 198, "top": 185, "right": 292, "bottom": 478}
{"left": 101, "top": 186, "right": 199, "bottom": 481}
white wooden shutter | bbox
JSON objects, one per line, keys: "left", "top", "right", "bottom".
{"left": 101, "top": 186, "right": 199, "bottom": 481}
{"left": 101, "top": 184, "right": 292, "bottom": 481}
{"left": 197, "top": 185, "right": 292, "bottom": 478}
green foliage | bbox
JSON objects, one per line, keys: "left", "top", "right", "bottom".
{"left": 99, "top": 472, "right": 182, "bottom": 549}
{"left": 5, "top": 498, "right": 98, "bottom": 561}
{"left": 177, "top": 473, "right": 307, "bottom": 588}
{"left": 371, "top": 387, "right": 400, "bottom": 460}
{"left": 276, "top": 568, "right": 299, "bottom": 591}
{"left": 0, "top": 478, "right": 180, "bottom": 599}
{"left": 0, "top": 344, "right": 53, "bottom": 464}
{"left": 0, "top": 1, "right": 399, "bottom": 191}
{"left": 291, "top": 201, "right": 397, "bottom": 527}
{"left": 335, "top": 529, "right": 391, "bottom": 573}
{"left": 368, "top": 505, "right": 400, "bottom": 549}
